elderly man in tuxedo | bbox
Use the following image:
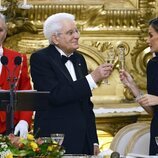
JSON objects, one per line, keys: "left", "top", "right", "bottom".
{"left": 0, "top": 13, "right": 33, "bottom": 137}
{"left": 30, "top": 12, "right": 113, "bottom": 155}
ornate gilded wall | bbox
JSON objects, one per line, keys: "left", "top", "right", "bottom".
{"left": 3, "top": 0, "right": 156, "bottom": 105}
{"left": 2, "top": 0, "right": 156, "bottom": 138}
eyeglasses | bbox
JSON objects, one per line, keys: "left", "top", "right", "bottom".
{"left": 57, "top": 28, "right": 80, "bottom": 36}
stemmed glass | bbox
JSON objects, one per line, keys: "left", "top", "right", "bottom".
{"left": 51, "top": 133, "right": 64, "bottom": 145}
{"left": 104, "top": 48, "right": 116, "bottom": 85}
{"left": 117, "top": 46, "right": 125, "bottom": 70}
{"left": 117, "top": 46, "right": 126, "bottom": 84}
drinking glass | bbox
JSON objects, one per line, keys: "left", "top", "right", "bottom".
{"left": 51, "top": 133, "right": 64, "bottom": 145}
{"left": 104, "top": 48, "right": 116, "bottom": 85}
{"left": 117, "top": 46, "right": 125, "bottom": 84}
{"left": 117, "top": 46, "right": 125, "bottom": 70}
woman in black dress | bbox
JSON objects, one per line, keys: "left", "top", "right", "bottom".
{"left": 120, "top": 18, "right": 158, "bottom": 155}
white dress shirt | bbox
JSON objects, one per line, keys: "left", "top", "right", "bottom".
{"left": 55, "top": 46, "right": 77, "bottom": 81}
{"left": 55, "top": 46, "right": 97, "bottom": 90}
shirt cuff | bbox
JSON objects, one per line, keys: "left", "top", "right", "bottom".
{"left": 93, "top": 143, "right": 99, "bottom": 146}
{"left": 86, "top": 74, "right": 97, "bottom": 90}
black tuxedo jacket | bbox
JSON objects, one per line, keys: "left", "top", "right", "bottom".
{"left": 30, "top": 44, "right": 98, "bottom": 155}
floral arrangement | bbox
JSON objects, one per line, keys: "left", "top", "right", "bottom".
{"left": 0, "top": 133, "right": 65, "bottom": 158}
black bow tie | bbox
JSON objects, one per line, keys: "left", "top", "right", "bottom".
{"left": 61, "top": 55, "right": 76, "bottom": 64}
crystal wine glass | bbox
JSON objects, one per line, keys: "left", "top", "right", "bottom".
{"left": 51, "top": 133, "right": 64, "bottom": 145}
{"left": 104, "top": 48, "right": 115, "bottom": 85}
{"left": 118, "top": 46, "right": 125, "bottom": 70}
{"left": 117, "top": 46, "right": 126, "bottom": 84}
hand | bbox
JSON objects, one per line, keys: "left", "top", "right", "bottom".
{"left": 93, "top": 144, "right": 100, "bottom": 155}
{"left": 91, "top": 63, "right": 113, "bottom": 83}
{"left": 120, "top": 70, "right": 142, "bottom": 97}
{"left": 14, "top": 120, "right": 28, "bottom": 138}
{"left": 137, "top": 94, "right": 158, "bottom": 106}
{"left": 119, "top": 69, "right": 135, "bottom": 87}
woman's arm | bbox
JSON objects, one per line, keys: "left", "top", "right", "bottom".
{"left": 119, "top": 70, "right": 154, "bottom": 115}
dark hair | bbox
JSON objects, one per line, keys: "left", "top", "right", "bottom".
{"left": 149, "top": 18, "right": 158, "bottom": 33}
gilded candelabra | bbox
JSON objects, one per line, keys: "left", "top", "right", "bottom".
{"left": 0, "top": 0, "right": 38, "bottom": 36}
{"left": 0, "top": 0, "right": 32, "bottom": 17}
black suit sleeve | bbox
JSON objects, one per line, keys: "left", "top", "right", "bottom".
{"left": 30, "top": 51, "right": 92, "bottom": 106}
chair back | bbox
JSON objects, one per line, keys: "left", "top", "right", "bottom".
{"left": 125, "top": 124, "right": 150, "bottom": 155}
{"left": 110, "top": 122, "right": 150, "bottom": 156}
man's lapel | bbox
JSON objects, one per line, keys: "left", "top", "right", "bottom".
{"left": 73, "top": 53, "right": 83, "bottom": 80}
{"left": 47, "top": 45, "right": 73, "bottom": 81}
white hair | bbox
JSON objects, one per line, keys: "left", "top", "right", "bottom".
{"left": 0, "top": 13, "right": 6, "bottom": 23}
{"left": 43, "top": 13, "right": 75, "bottom": 44}
{"left": 0, "top": 13, "right": 7, "bottom": 31}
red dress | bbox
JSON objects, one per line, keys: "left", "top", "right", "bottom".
{"left": 0, "top": 47, "right": 33, "bottom": 133}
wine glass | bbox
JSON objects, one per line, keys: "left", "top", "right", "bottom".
{"left": 51, "top": 133, "right": 64, "bottom": 145}
{"left": 104, "top": 48, "right": 116, "bottom": 85}
{"left": 108, "top": 47, "right": 116, "bottom": 64}
{"left": 117, "top": 46, "right": 125, "bottom": 84}
{"left": 117, "top": 46, "right": 125, "bottom": 70}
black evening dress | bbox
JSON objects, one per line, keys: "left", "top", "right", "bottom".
{"left": 147, "top": 54, "right": 158, "bottom": 155}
